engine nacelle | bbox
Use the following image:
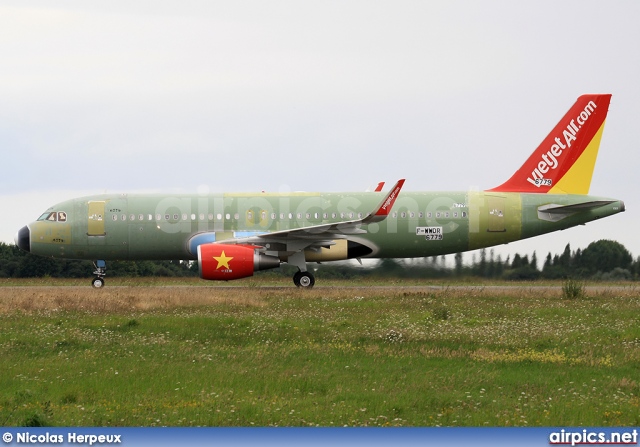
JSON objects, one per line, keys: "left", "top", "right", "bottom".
{"left": 198, "top": 244, "right": 281, "bottom": 281}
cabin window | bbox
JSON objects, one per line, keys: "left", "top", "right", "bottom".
{"left": 262, "top": 211, "right": 267, "bottom": 220}
{"left": 247, "top": 211, "right": 253, "bottom": 220}
{"left": 419, "top": 212, "right": 424, "bottom": 218}
{"left": 165, "top": 214, "right": 170, "bottom": 220}
{"left": 208, "top": 213, "right": 213, "bottom": 221}
{"left": 191, "top": 214, "right": 196, "bottom": 221}
{"left": 462, "top": 211, "right": 468, "bottom": 218}
{"left": 392, "top": 212, "right": 397, "bottom": 218}
{"left": 332, "top": 213, "right": 337, "bottom": 219}
{"left": 225, "top": 213, "right": 230, "bottom": 220}
{"left": 436, "top": 212, "right": 441, "bottom": 218}
{"left": 112, "top": 215, "right": 118, "bottom": 221}
{"left": 401, "top": 212, "right": 406, "bottom": 218}
{"left": 453, "top": 212, "right": 458, "bottom": 218}
{"left": 234, "top": 213, "right": 239, "bottom": 220}
{"left": 173, "top": 214, "right": 179, "bottom": 220}
{"left": 199, "top": 213, "right": 205, "bottom": 221}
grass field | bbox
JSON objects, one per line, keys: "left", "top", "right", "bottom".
{"left": 0, "top": 279, "right": 639, "bottom": 427}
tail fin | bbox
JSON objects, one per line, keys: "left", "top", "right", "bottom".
{"left": 488, "top": 94, "right": 611, "bottom": 194}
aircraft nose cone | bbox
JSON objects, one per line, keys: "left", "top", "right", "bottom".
{"left": 15, "top": 225, "right": 30, "bottom": 252}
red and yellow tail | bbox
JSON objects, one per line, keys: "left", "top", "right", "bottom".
{"left": 488, "top": 94, "right": 611, "bottom": 194}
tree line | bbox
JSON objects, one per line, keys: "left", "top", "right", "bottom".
{"left": 0, "top": 243, "right": 195, "bottom": 279}
{"left": 0, "top": 239, "right": 637, "bottom": 281}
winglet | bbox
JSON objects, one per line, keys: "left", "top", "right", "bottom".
{"left": 363, "top": 179, "right": 405, "bottom": 224}
{"left": 374, "top": 182, "right": 385, "bottom": 192}
{"left": 487, "top": 94, "right": 611, "bottom": 194}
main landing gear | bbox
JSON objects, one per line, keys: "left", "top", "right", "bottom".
{"left": 92, "top": 260, "right": 106, "bottom": 288}
{"left": 287, "top": 251, "right": 315, "bottom": 288}
{"left": 293, "top": 270, "right": 315, "bottom": 288}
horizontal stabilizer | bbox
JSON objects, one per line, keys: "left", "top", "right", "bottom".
{"left": 537, "top": 200, "right": 615, "bottom": 222}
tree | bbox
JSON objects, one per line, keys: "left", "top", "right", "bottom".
{"left": 579, "top": 240, "right": 633, "bottom": 276}
{"left": 16, "top": 254, "right": 62, "bottom": 278}
{"left": 378, "top": 258, "right": 404, "bottom": 276}
{"left": 558, "top": 244, "right": 572, "bottom": 268}
{"left": 541, "top": 251, "right": 566, "bottom": 279}
{"left": 543, "top": 253, "right": 552, "bottom": 270}
{"left": 479, "top": 249, "right": 487, "bottom": 277}
{"left": 531, "top": 251, "right": 538, "bottom": 271}
{"left": 0, "top": 242, "right": 25, "bottom": 277}
{"left": 495, "top": 254, "right": 504, "bottom": 277}
{"left": 454, "top": 252, "right": 463, "bottom": 276}
{"left": 511, "top": 253, "right": 522, "bottom": 269}
{"left": 487, "top": 249, "right": 496, "bottom": 278}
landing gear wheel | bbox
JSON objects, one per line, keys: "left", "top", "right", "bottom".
{"left": 293, "top": 271, "right": 315, "bottom": 288}
{"left": 92, "top": 260, "right": 107, "bottom": 289}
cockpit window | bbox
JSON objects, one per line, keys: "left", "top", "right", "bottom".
{"left": 37, "top": 211, "right": 67, "bottom": 222}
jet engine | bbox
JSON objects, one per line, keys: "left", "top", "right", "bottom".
{"left": 197, "top": 244, "right": 281, "bottom": 281}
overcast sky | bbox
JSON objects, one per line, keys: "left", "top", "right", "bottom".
{"left": 1, "top": 1, "right": 639, "bottom": 265}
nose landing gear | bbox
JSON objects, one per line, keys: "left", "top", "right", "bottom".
{"left": 92, "top": 260, "right": 106, "bottom": 288}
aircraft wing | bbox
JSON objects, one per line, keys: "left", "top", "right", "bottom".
{"left": 216, "top": 179, "right": 405, "bottom": 247}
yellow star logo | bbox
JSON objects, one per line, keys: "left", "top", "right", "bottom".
{"left": 213, "top": 250, "right": 233, "bottom": 270}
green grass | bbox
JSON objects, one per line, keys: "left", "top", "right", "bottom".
{"left": 0, "top": 283, "right": 639, "bottom": 426}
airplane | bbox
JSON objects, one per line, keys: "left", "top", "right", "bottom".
{"left": 14, "top": 94, "right": 625, "bottom": 288}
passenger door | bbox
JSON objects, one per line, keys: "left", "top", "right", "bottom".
{"left": 87, "top": 201, "right": 106, "bottom": 236}
{"left": 487, "top": 195, "right": 506, "bottom": 233}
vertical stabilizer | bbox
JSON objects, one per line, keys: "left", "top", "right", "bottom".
{"left": 488, "top": 94, "right": 611, "bottom": 194}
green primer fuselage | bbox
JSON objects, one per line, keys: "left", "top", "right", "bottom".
{"left": 27, "top": 191, "right": 624, "bottom": 262}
